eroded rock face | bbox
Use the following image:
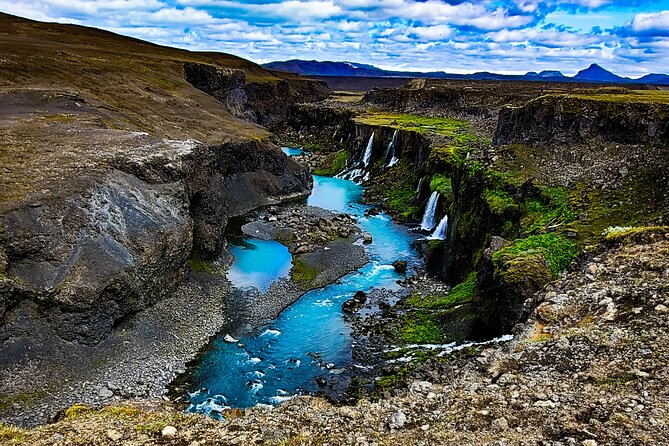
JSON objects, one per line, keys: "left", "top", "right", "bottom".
{"left": 2, "top": 171, "right": 192, "bottom": 345}
{"left": 0, "top": 139, "right": 310, "bottom": 347}
{"left": 494, "top": 95, "right": 669, "bottom": 146}
{"left": 184, "top": 62, "right": 330, "bottom": 126}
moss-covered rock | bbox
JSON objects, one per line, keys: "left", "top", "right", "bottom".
{"left": 313, "top": 150, "right": 349, "bottom": 176}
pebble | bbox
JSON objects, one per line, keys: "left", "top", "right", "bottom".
{"left": 224, "top": 334, "right": 239, "bottom": 343}
{"left": 162, "top": 425, "right": 178, "bottom": 437}
{"left": 492, "top": 417, "right": 509, "bottom": 432}
{"left": 97, "top": 387, "right": 113, "bottom": 398}
{"left": 107, "top": 430, "right": 123, "bottom": 441}
{"left": 388, "top": 411, "right": 407, "bottom": 429}
{"left": 655, "top": 304, "right": 668, "bottom": 314}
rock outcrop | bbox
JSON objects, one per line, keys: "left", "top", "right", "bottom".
{"left": 494, "top": 93, "right": 669, "bottom": 146}
{"left": 0, "top": 139, "right": 310, "bottom": 348}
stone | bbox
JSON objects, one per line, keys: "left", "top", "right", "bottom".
{"left": 362, "top": 233, "right": 373, "bottom": 244}
{"left": 106, "top": 430, "right": 123, "bottom": 441}
{"left": 392, "top": 260, "right": 408, "bottom": 274}
{"left": 655, "top": 304, "right": 669, "bottom": 314}
{"left": 603, "top": 308, "right": 617, "bottom": 321}
{"left": 492, "top": 417, "right": 509, "bottom": 432}
{"left": 97, "top": 387, "right": 113, "bottom": 398}
{"left": 223, "top": 334, "right": 239, "bottom": 343}
{"left": 342, "top": 299, "right": 361, "bottom": 314}
{"left": 162, "top": 425, "right": 177, "bottom": 437}
{"left": 582, "top": 441, "right": 597, "bottom": 446}
{"left": 388, "top": 411, "right": 407, "bottom": 429}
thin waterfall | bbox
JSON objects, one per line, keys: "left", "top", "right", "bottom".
{"left": 414, "top": 177, "right": 424, "bottom": 199}
{"left": 383, "top": 130, "right": 398, "bottom": 161}
{"left": 387, "top": 130, "right": 399, "bottom": 167}
{"left": 420, "top": 191, "right": 440, "bottom": 231}
{"left": 362, "top": 132, "right": 374, "bottom": 167}
{"left": 335, "top": 132, "right": 375, "bottom": 184}
{"left": 428, "top": 215, "right": 449, "bottom": 240}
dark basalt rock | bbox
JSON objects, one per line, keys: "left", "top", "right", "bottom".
{"left": 342, "top": 291, "right": 367, "bottom": 313}
{"left": 392, "top": 260, "right": 408, "bottom": 274}
{"left": 494, "top": 95, "right": 669, "bottom": 146}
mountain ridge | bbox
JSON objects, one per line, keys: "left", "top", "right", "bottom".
{"left": 264, "top": 60, "right": 669, "bottom": 85}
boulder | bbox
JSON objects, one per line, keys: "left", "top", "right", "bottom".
{"left": 342, "top": 291, "right": 367, "bottom": 313}
{"left": 392, "top": 260, "right": 408, "bottom": 274}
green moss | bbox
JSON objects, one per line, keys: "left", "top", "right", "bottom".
{"left": 104, "top": 406, "right": 142, "bottom": 418}
{"left": 290, "top": 257, "right": 319, "bottom": 284}
{"left": 484, "top": 189, "right": 517, "bottom": 215}
{"left": 188, "top": 251, "right": 213, "bottom": 274}
{"left": 400, "top": 311, "right": 444, "bottom": 344}
{"left": 570, "top": 90, "right": 669, "bottom": 106}
{"left": 0, "top": 424, "right": 25, "bottom": 443}
{"left": 405, "top": 272, "right": 477, "bottom": 310}
{"left": 430, "top": 174, "right": 453, "bottom": 201}
{"left": 65, "top": 404, "right": 91, "bottom": 419}
{"left": 494, "top": 233, "right": 579, "bottom": 278}
{"left": 430, "top": 145, "right": 469, "bottom": 168}
{"left": 521, "top": 187, "right": 575, "bottom": 236}
{"left": 355, "top": 113, "right": 470, "bottom": 138}
{"left": 602, "top": 225, "right": 669, "bottom": 243}
{"left": 381, "top": 162, "right": 419, "bottom": 219}
{"left": 313, "top": 150, "right": 349, "bottom": 176}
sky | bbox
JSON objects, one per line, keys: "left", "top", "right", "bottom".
{"left": 2, "top": 0, "right": 669, "bottom": 77}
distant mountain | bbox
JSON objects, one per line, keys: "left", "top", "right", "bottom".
{"left": 527, "top": 70, "right": 567, "bottom": 79}
{"left": 637, "top": 73, "right": 669, "bottom": 85}
{"left": 574, "top": 64, "right": 627, "bottom": 83}
{"left": 263, "top": 60, "right": 669, "bottom": 85}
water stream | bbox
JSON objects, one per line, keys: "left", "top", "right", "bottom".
{"left": 187, "top": 172, "right": 419, "bottom": 418}
{"left": 420, "top": 191, "right": 440, "bottom": 231}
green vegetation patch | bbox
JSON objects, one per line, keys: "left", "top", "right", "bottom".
{"left": 379, "top": 162, "right": 419, "bottom": 219}
{"left": 603, "top": 225, "right": 669, "bottom": 242}
{"left": 313, "top": 150, "right": 349, "bottom": 176}
{"left": 570, "top": 90, "right": 669, "bottom": 106}
{"left": 429, "top": 174, "right": 453, "bottom": 202}
{"left": 521, "top": 187, "right": 575, "bottom": 236}
{"left": 65, "top": 404, "right": 92, "bottom": 419}
{"left": 290, "top": 257, "right": 319, "bottom": 284}
{"left": 493, "top": 233, "right": 579, "bottom": 278}
{"left": 400, "top": 311, "right": 444, "bottom": 344}
{"left": 484, "top": 189, "right": 517, "bottom": 215}
{"left": 404, "top": 272, "right": 477, "bottom": 310}
{"left": 355, "top": 112, "right": 470, "bottom": 138}
{"left": 0, "top": 424, "right": 25, "bottom": 443}
{"left": 188, "top": 251, "right": 214, "bottom": 274}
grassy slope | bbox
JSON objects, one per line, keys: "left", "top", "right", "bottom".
{"left": 0, "top": 13, "right": 317, "bottom": 205}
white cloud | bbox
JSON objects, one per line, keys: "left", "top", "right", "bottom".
{"left": 631, "top": 10, "right": 669, "bottom": 34}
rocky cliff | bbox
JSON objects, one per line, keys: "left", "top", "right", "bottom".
{"left": 494, "top": 91, "right": 669, "bottom": 146}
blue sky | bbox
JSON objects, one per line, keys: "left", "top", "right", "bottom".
{"left": 2, "top": 0, "right": 669, "bottom": 76}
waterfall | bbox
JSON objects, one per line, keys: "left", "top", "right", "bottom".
{"left": 428, "top": 215, "right": 449, "bottom": 240}
{"left": 362, "top": 132, "right": 374, "bottom": 167}
{"left": 386, "top": 130, "right": 399, "bottom": 167}
{"left": 383, "top": 130, "right": 398, "bottom": 161}
{"left": 414, "top": 177, "right": 424, "bottom": 198}
{"left": 420, "top": 191, "right": 440, "bottom": 231}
